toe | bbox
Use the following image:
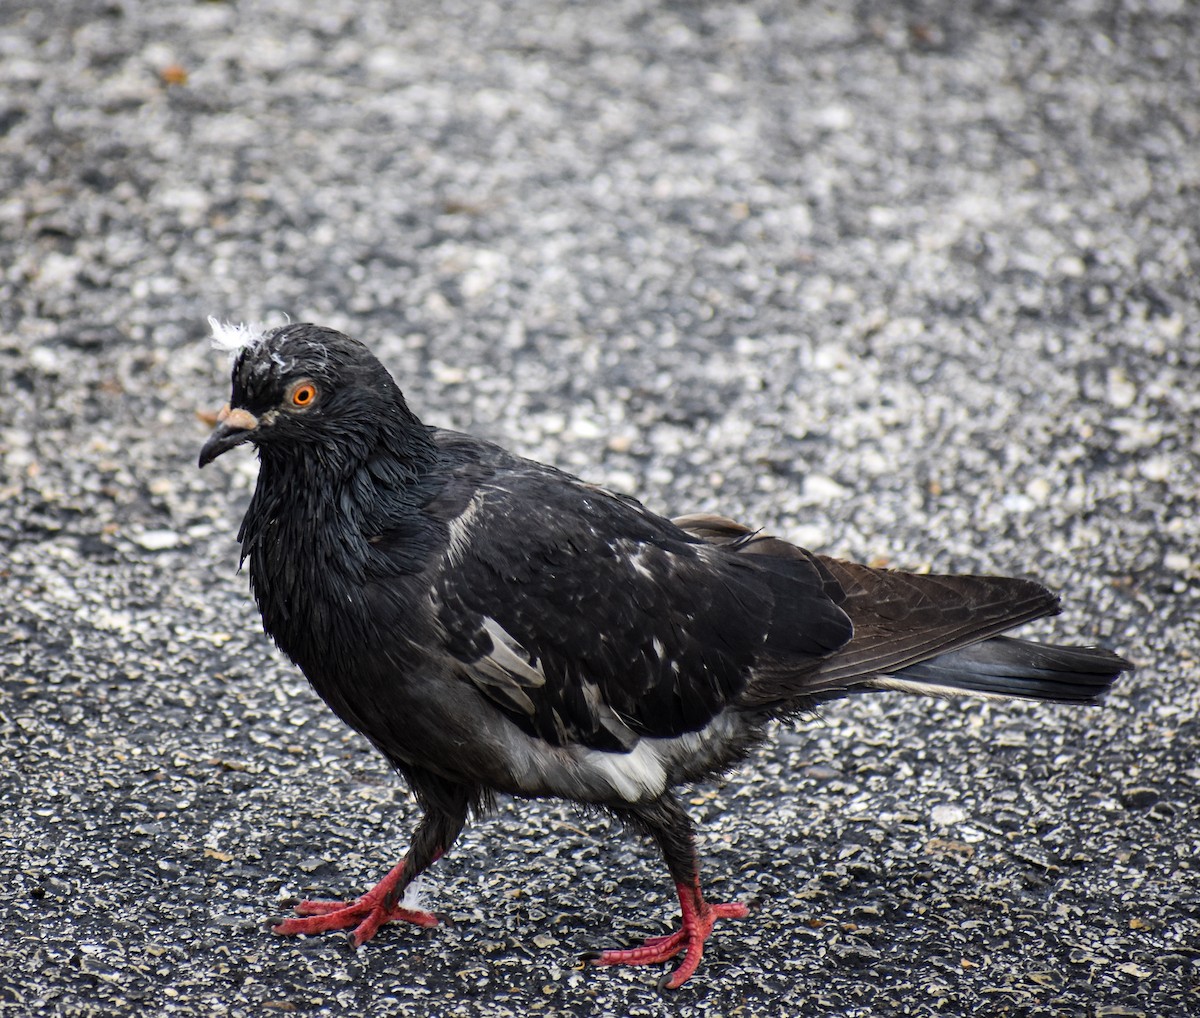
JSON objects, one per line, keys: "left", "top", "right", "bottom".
{"left": 388, "top": 906, "right": 438, "bottom": 928}
{"left": 291, "top": 899, "right": 353, "bottom": 917}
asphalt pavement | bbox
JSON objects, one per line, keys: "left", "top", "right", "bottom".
{"left": 1, "top": 1, "right": 1197, "bottom": 1015}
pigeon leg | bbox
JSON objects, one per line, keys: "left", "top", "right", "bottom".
{"left": 588, "top": 795, "right": 750, "bottom": 989}
{"left": 274, "top": 780, "right": 470, "bottom": 947}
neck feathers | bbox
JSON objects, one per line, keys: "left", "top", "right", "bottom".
{"left": 237, "top": 417, "right": 441, "bottom": 664}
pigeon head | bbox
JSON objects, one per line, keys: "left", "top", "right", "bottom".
{"left": 199, "top": 320, "right": 417, "bottom": 469}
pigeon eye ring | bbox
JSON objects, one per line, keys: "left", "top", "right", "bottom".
{"left": 288, "top": 380, "right": 317, "bottom": 408}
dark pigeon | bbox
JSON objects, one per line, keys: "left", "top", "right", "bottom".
{"left": 199, "top": 321, "right": 1130, "bottom": 989}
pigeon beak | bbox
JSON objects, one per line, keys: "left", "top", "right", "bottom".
{"left": 199, "top": 404, "right": 260, "bottom": 467}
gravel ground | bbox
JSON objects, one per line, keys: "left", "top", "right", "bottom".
{"left": 2, "top": 1, "right": 1198, "bottom": 1015}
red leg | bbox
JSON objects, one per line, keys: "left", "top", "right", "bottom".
{"left": 273, "top": 856, "right": 439, "bottom": 946}
{"left": 273, "top": 778, "right": 470, "bottom": 948}
{"left": 586, "top": 796, "right": 751, "bottom": 988}
{"left": 588, "top": 878, "right": 750, "bottom": 988}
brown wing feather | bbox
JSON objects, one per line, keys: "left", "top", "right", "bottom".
{"left": 672, "top": 513, "right": 1060, "bottom": 706}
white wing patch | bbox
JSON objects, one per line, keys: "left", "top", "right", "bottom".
{"left": 585, "top": 740, "right": 668, "bottom": 801}
{"left": 629, "top": 548, "right": 656, "bottom": 581}
{"left": 479, "top": 616, "right": 545, "bottom": 687}
{"left": 573, "top": 712, "right": 741, "bottom": 803}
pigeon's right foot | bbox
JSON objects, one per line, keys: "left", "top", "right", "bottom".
{"left": 585, "top": 880, "right": 750, "bottom": 989}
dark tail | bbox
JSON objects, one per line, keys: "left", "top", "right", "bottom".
{"left": 870, "top": 636, "right": 1130, "bottom": 705}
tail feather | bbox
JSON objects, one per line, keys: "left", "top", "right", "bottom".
{"left": 869, "top": 636, "right": 1128, "bottom": 705}
{"left": 672, "top": 512, "right": 1132, "bottom": 709}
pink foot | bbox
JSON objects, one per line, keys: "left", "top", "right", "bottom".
{"left": 587, "top": 881, "right": 750, "bottom": 989}
{"left": 272, "top": 858, "right": 437, "bottom": 946}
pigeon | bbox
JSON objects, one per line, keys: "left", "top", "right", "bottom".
{"left": 199, "top": 320, "right": 1130, "bottom": 989}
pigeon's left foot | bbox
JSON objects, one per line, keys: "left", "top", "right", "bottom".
{"left": 586, "top": 880, "right": 750, "bottom": 989}
{"left": 273, "top": 858, "right": 437, "bottom": 946}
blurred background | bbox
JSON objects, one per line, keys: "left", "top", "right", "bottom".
{"left": 1, "top": 2, "right": 1196, "bottom": 1015}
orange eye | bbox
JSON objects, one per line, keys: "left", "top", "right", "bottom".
{"left": 290, "top": 382, "right": 317, "bottom": 408}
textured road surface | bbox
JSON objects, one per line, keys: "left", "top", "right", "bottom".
{"left": 2, "top": 2, "right": 1198, "bottom": 1016}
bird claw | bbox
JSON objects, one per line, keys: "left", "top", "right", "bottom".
{"left": 273, "top": 896, "right": 438, "bottom": 946}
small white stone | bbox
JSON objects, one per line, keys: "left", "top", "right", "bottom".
{"left": 29, "top": 346, "right": 61, "bottom": 372}
{"left": 812, "top": 342, "right": 850, "bottom": 372}
{"left": 1026, "top": 477, "right": 1053, "bottom": 503}
{"left": 365, "top": 46, "right": 405, "bottom": 79}
{"left": 1155, "top": 314, "right": 1184, "bottom": 339}
{"left": 815, "top": 104, "right": 854, "bottom": 130}
{"left": 1106, "top": 367, "right": 1137, "bottom": 409}
{"left": 1002, "top": 493, "right": 1035, "bottom": 513}
{"left": 1139, "top": 457, "right": 1171, "bottom": 483}
{"left": 539, "top": 412, "right": 566, "bottom": 436}
{"left": 804, "top": 474, "right": 849, "bottom": 501}
{"left": 92, "top": 609, "right": 134, "bottom": 632}
{"left": 567, "top": 416, "right": 603, "bottom": 440}
{"left": 931, "top": 804, "right": 967, "bottom": 827}
{"left": 431, "top": 363, "right": 466, "bottom": 385}
{"left": 1163, "top": 552, "right": 1191, "bottom": 573}
{"left": 133, "top": 530, "right": 181, "bottom": 551}
{"left": 605, "top": 471, "right": 637, "bottom": 493}
{"left": 38, "top": 252, "right": 80, "bottom": 288}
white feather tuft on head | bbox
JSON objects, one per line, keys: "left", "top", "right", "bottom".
{"left": 208, "top": 316, "right": 266, "bottom": 355}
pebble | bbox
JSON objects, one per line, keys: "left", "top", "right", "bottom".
{"left": 930, "top": 805, "right": 967, "bottom": 828}
{"left": 132, "top": 530, "right": 183, "bottom": 551}
{"left": 1120, "top": 788, "right": 1160, "bottom": 810}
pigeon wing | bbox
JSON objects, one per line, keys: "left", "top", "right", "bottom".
{"left": 426, "top": 459, "right": 852, "bottom": 749}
